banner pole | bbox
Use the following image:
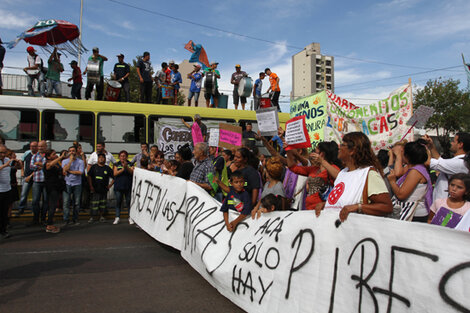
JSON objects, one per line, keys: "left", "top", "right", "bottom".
{"left": 409, "top": 77, "right": 414, "bottom": 140}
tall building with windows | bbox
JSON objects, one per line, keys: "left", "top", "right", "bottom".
{"left": 291, "top": 43, "right": 334, "bottom": 99}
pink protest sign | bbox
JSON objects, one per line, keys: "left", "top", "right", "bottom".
{"left": 218, "top": 123, "right": 242, "bottom": 149}
{"left": 191, "top": 122, "right": 204, "bottom": 145}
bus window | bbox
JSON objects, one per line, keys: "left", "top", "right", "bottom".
{"left": 43, "top": 111, "right": 94, "bottom": 153}
{"left": 98, "top": 114, "right": 145, "bottom": 154}
{"left": 0, "top": 108, "right": 38, "bottom": 152}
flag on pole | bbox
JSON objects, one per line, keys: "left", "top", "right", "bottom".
{"left": 184, "top": 40, "right": 210, "bottom": 70}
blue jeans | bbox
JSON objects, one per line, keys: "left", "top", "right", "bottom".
{"left": 63, "top": 184, "right": 82, "bottom": 222}
{"left": 47, "top": 79, "right": 62, "bottom": 96}
{"left": 32, "top": 182, "right": 48, "bottom": 222}
{"left": 27, "top": 73, "right": 45, "bottom": 96}
{"left": 114, "top": 189, "right": 131, "bottom": 218}
{"left": 18, "top": 180, "right": 33, "bottom": 212}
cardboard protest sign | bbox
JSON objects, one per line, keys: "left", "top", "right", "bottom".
{"left": 407, "top": 105, "right": 434, "bottom": 128}
{"left": 131, "top": 168, "right": 470, "bottom": 313}
{"left": 208, "top": 128, "right": 219, "bottom": 147}
{"left": 325, "top": 83, "right": 413, "bottom": 152}
{"left": 191, "top": 122, "right": 204, "bottom": 145}
{"left": 284, "top": 115, "right": 311, "bottom": 151}
{"left": 290, "top": 91, "right": 327, "bottom": 148}
{"left": 256, "top": 107, "right": 279, "bottom": 136}
{"left": 218, "top": 123, "right": 242, "bottom": 149}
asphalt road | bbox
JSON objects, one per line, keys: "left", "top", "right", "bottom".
{"left": 0, "top": 220, "right": 244, "bottom": 313}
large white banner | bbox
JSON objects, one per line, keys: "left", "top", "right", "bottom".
{"left": 130, "top": 168, "right": 470, "bottom": 313}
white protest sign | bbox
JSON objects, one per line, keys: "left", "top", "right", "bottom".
{"left": 208, "top": 128, "right": 219, "bottom": 147}
{"left": 256, "top": 107, "right": 279, "bottom": 136}
{"left": 131, "top": 168, "right": 470, "bottom": 313}
{"left": 285, "top": 119, "right": 306, "bottom": 144}
{"left": 407, "top": 105, "right": 435, "bottom": 128}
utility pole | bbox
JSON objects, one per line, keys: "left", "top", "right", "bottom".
{"left": 78, "top": 0, "right": 84, "bottom": 68}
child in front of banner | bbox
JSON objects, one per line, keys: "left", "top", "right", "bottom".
{"left": 87, "top": 153, "right": 114, "bottom": 223}
{"left": 216, "top": 171, "right": 252, "bottom": 232}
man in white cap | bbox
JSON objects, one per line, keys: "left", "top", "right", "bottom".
{"left": 187, "top": 64, "right": 204, "bottom": 107}
{"left": 204, "top": 62, "right": 220, "bottom": 108}
{"left": 83, "top": 47, "right": 108, "bottom": 100}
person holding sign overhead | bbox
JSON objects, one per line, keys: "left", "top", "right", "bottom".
{"left": 317, "top": 132, "right": 392, "bottom": 221}
{"left": 181, "top": 114, "right": 207, "bottom": 143}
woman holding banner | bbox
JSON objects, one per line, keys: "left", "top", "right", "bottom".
{"left": 318, "top": 132, "right": 393, "bottom": 221}
{"left": 287, "top": 142, "right": 342, "bottom": 210}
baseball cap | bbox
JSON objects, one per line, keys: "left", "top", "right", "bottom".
{"left": 169, "top": 60, "right": 175, "bottom": 64}
{"left": 193, "top": 63, "right": 201, "bottom": 68}
{"left": 92, "top": 47, "right": 99, "bottom": 52}
{"left": 194, "top": 114, "right": 201, "bottom": 120}
{"left": 235, "top": 64, "right": 241, "bottom": 68}
{"left": 210, "top": 61, "right": 219, "bottom": 65}
{"left": 117, "top": 53, "right": 124, "bottom": 58}
{"left": 70, "top": 60, "right": 78, "bottom": 65}
{"left": 26, "top": 46, "right": 36, "bottom": 53}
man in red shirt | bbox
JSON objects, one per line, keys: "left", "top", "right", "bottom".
{"left": 265, "top": 68, "right": 281, "bottom": 112}
{"left": 68, "top": 60, "right": 82, "bottom": 99}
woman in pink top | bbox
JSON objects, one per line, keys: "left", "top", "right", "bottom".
{"left": 428, "top": 173, "right": 470, "bottom": 223}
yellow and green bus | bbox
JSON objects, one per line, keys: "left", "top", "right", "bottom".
{"left": 0, "top": 95, "right": 290, "bottom": 155}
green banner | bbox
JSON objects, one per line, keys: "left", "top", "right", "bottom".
{"left": 290, "top": 91, "right": 327, "bottom": 149}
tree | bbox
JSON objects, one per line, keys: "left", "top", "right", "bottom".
{"left": 413, "top": 78, "right": 470, "bottom": 157}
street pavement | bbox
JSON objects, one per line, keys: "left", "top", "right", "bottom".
{"left": 0, "top": 220, "right": 244, "bottom": 313}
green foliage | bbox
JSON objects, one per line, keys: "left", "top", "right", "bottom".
{"left": 414, "top": 78, "right": 470, "bottom": 155}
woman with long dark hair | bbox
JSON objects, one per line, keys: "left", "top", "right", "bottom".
{"left": 387, "top": 139, "right": 433, "bottom": 222}
{"left": 318, "top": 132, "right": 392, "bottom": 221}
{"left": 229, "top": 148, "right": 260, "bottom": 206}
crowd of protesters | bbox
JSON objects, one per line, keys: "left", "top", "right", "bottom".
{"left": 1, "top": 124, "right": 470, "bottom": 239}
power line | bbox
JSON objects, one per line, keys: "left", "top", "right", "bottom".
{"left": 105, "top": 0, "right": 461, "bottom": 73}
{"left": 335, "top": 65, "right": 462, "bottom": 90}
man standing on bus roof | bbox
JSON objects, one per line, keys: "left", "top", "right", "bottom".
{"left": 187, "top": 64, "right": 203, "bottom": 107}
{"left": 0, "top": 37, "right": 5, "bottom": 95}
{"left": 83, "top": 47, "right": 108, "bottom": 101}
{"left": 137, "top": 51, "right": 153, "bottom": 104}
{"left": 113, "top": 54, "right": 130, "bottom": 102}
{"left": 68, "top": 60, "right": 82, "bottom": 99}
{"left": 204, "top": 61, "right": 220, "bottom": 108}
{"left": 23, "top": 46, "right": 45, "bottom": 97}
{"left": 231, "top": 64, "right": 248, "bottom": 110}
{"left": 154, "top": 62, "right": 168, "bottom": 104}
{"left": 45, "top": 47, "right": 64, "bottom": 97}
{"left": 253, "top": 72, "right": 265, "bottom": 110}
{"left": 265, "top": 68, "right": 281, "bottom": 112}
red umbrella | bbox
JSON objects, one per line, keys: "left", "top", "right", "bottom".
{"left": 24, "top": 19, "right": 80, "bottom": 46}
{"left": 7, "top": 19, "right": 87, "bottom": 57}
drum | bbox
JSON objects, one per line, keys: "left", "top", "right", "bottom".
{"left": 204, "top": 72, "right": 216, "bottom": 93}
{"left": 237, "top": 77, "right": 253, "bottom": 98}
{"left": 86, "top": 60, "right": 100, "bottom": 84}
{"left": 105, "top": 80, "right": 122, "bottom": 101}
{"left": 26, "top": 69, "right": 40, "bottom": 76}
{"left": 260, "top": 97, "right": 271, "bottom": 108}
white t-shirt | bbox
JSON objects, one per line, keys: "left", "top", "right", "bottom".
{"left": 430, "top": 155, "right": 468, "bottom": 201}
{"left": 27, "top": 55, "right": 41, "bottom": 75}
{"left": 87, "top": 151, "right": 116, "bottom": 166}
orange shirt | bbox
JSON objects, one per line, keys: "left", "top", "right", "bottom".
{"left": 269, "top": 73, "right": 280, "bottom": 92}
